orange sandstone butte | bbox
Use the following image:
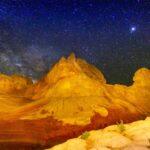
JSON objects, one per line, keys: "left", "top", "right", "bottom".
{"left": 0, "top": 53, "right": 149, "bottom": 149}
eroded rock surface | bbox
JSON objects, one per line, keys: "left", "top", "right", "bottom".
{"left": 0, "top": 54, "right": 149, "bottom": 148}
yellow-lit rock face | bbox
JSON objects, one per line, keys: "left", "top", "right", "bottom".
{"left": 49, "top": 117, "right": 150, "bottom": 150}
{"left": 46, "top": 53, "right": 106, "bottom": 85}
{"left": 0, "top": 74, "right": 32, "bottom": 94}
{"left": 0, "top": 74, "right": 33, "bottom": 115}
{"left": 0, "top": 54, "right": 149, "bottom": 126}
{"left": 25, "top": 53, "right": 106, "bottom": 100}
{"left": 127, "top": 68, "right": 150, "bottom": 115}
{"left": 20, "top": 55, "right": 150, "bottom": 125}
{"left": 0, "top": 53, "right": 149, "bottom": 149}
{"left": 21, "top": 53, "right": 109, "bottom": 124}
{"left": 21, "top": 96, "right": 110, "bottom": 125}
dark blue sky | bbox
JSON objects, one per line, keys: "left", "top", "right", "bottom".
{"left": 0, "top": 0, "right": 149, "bottom": 84}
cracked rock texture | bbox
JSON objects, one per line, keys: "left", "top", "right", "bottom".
{"left": 49, "top": 117, "right": 150, "bottom": 150}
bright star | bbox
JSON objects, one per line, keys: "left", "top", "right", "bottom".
{"left": 130, "top": 26, "right": 136, "bottom": 33}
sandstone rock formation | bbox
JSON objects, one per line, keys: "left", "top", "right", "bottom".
{"left": 0, "top": 54, "right": 149, "bottom": 149}
{"left": 49, "top": 117, "right": 150, "bottom": 150}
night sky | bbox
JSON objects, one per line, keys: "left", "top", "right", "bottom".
{"left": 0, "top": 0, "right": 149, "bottom": 84}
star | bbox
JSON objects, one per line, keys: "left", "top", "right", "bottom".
{"left": 130, "top": 26, "right": 137, "bottom": 33}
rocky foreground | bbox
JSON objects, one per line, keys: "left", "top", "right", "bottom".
{"left": 49, "top": 117, "right": 150, "bottom": 150}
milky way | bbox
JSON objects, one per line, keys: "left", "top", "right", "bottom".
{"left": 0, "top": 0, "right": 149, "bottom": 84}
